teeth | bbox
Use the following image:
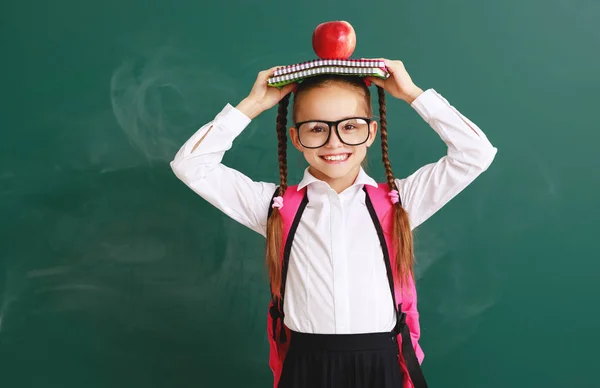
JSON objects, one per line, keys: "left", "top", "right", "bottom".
{"left": 323, "top": 154, "right": 349, "bottom": 161}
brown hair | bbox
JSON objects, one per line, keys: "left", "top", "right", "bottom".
{"left": 267, "top": 75, "right": 414, "bottom": 297}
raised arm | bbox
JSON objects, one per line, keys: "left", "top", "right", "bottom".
{"left": 170, "top": 68, "right": 297, "bottom": 237}
{"left": 396, "top": 88, "right": 497, "bottom": 229}
{"left": 367, "top": 59, "right": 497, "bottom": 229}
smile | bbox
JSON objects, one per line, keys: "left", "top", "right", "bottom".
{"left": 320, "top": 153, "right": 351, "bottom": 163}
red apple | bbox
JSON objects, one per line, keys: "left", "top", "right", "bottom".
{"left": 312, "top": 21, "right": 356, "bottom": 60}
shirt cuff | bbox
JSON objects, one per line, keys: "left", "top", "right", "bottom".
{"left": 182, "top": 104, "right": 251, "bottom": 155}
{"left": 216, "top": 103, "right": 252, "bottom": 137}
{"left": 410, "top": 88, "right": 450, "bottom": 122}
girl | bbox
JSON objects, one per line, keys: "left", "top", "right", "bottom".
{"left": 170, "top": 59, "right": 497, "bottom": 388}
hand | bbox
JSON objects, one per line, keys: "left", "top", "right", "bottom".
{"left": 236, "top": 66, "right": 298, "bottom": 119}
{"left": 366, "top": 59, "right": 424, "bottom": 104}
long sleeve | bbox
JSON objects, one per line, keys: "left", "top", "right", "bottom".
{"left": 170, "top": 104, "right": 277, "bottom": 237}
{"left": 395, "top": 88, "right": 498, "bottom": 229}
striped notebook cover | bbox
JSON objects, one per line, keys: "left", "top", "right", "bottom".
{"left": 273, "top": 59, "right": 387, "bottom": 77}
{"left": 268, "top": 66, "right": 389, "bottom": 87}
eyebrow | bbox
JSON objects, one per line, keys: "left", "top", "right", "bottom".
{"left": 295, "top": 116, "right": 371, "bottom": 124}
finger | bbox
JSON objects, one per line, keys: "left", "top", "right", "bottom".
{"left": 280, "top": 82, "right": 297, "bottom": 96}
{"left": 384, "top": 62, "right": 395, "bottom": 74}
{"left": 365, "top": 76, "right": 385, "bottom": 88}
{"left": 382, "top": 59, "right": 403, "bottom": 74}
{"left": 263, "top": 65, "right": 286, "bottom": 78}
{"left": 376, "top": 58, "right": 389, "bottom": 65}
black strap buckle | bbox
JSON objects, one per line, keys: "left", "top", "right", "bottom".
{"left": 269, "top": 303, "right": 287, "bottom": 343}
{"left": 393, "top": 303, "right": 407, "bottom": 335}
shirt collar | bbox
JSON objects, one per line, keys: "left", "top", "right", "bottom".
{"left": 297, "top": 167, "right": 378, "bottom": 191}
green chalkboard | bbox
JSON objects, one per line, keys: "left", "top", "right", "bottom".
{"left": 1, "top": 0, "right": 598, "bottom": 387}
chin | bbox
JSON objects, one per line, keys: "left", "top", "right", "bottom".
{"left": 312, "top": 158, "right": 362, "bottom": 181}
{"left": 319, "top": 165, "right": 357, "bottom": 180}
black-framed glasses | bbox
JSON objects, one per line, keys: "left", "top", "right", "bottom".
{"left": 294, "top": 117, "right": 372, "bottom": 149}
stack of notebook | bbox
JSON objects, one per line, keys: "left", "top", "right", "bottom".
{"left": 267, "top": 58, "right": 390, "bottom": 87}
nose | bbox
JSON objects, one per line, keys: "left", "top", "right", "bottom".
{"left": 325, "top": 125, "right": 343, "bottom": 147}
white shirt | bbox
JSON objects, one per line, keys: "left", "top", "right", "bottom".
{"left": 170, "top": 88, "right": 497, "bottom": 334}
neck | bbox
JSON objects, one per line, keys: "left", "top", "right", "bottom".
{"left": 308, "top": 165, "right": 361, "bottom": 194}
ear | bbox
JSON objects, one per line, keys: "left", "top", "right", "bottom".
{"left": 289, "top": 126, "right": 304, "bottom": 152}
{"left": 366, "top": 120, "right": 378, "bottom": 147}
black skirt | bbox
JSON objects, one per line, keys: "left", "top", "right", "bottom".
{"left": 278, "top": 330, "right": 404, "bottom": 388}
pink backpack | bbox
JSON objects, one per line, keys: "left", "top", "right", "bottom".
{"left": 266, "top": 184, "right": 427, "bottom": 388}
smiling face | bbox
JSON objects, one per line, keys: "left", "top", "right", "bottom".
{"left": 290, "top": 78, "right": 378, "bottom": 192}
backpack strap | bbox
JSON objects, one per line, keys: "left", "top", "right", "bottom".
{"left": 364, "top": 184, "right": 428, "bottom": 388}
{"left": 397, "top": 312, "right": 428, "bottom": 388}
